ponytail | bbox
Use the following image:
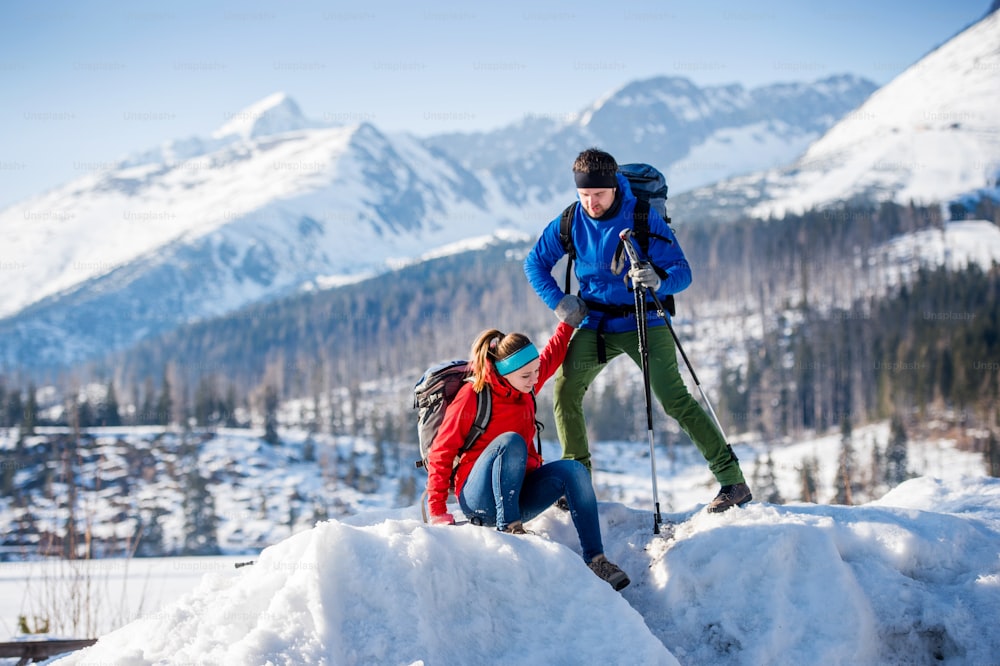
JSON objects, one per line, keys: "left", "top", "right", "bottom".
{"left": 469, "top": 328, "right": 534, "bottom": 392}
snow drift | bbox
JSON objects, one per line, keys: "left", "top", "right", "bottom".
{"left": 54, "top": 476, "right": 1000, "bottom": 665}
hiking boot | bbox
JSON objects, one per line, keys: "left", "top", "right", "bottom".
{"left": 555, "top": 496, "right": 570, "bottom": 512}
{"left": 588, "top": 554, "right": 630, "bottom": 591}
{"left": 501, "top": 520, "right": 527, "bottom": 534}
{"left": 706, "top": 483, "right": 753, "bottom": 513}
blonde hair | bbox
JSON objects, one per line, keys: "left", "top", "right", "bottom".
{"left": 469, "top": 328, "right": 532, "bottom": 392}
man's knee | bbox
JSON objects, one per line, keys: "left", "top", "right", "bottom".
{"left": 657, "top": 389, "right": 700, "bottom": 419}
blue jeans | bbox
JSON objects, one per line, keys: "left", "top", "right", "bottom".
{"left": 458, "top": 432, "right": 605, "bottom": 562}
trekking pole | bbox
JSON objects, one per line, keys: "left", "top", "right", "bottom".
{"left": 632, "top": 281, "right": 663, "bottom": 534}
{"left": 619, "top": 230, "right": 731, "bottom": 446}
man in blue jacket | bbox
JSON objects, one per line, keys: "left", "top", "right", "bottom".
{"left": 524, "top": 148, "right": 751, "bottom": 512}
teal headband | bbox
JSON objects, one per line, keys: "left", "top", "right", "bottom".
{"left": 494, "top": 343, "right": 539, "bottom": 375}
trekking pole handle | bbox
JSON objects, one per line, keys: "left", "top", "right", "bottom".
{"left": 619, "top": 229, "right": 667, "bottom": 318}
{"left": 618, "top": 229, "right": 644, "bottom": 266}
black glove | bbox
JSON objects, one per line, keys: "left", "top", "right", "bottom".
{"left": 555, "top": 294, "right": 589, "bottom": 327}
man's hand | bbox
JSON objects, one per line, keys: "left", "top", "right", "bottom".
{"left": 629, "top": 265, "right": 661, "bottom": 291}
{"left": 555, "top": 294, "right": 589, "bottom": 327}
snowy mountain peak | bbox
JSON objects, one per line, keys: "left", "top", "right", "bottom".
{"left": 212, "top": 92, "right": 316, "bottom": 140}
{"left": 773, "top": 9, "right": 1000, "bottom": 214}
{"left": 677, "top": 9, "right": 1000, "bottom": 222}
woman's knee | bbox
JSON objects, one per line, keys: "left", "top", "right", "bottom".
{"left": 549, "top": 459, "right": 593, "bottom": 490}
{"left": 492, "top": 432, "right": 528, "bottom": 464}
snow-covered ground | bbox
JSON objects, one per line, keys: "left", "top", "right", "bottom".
{"left": 877, "top": 219, "right": 1000, "bottom": 275}
{"left": 0, "top": 421, "right": 994, "bottom": 665}
{"left": 26, "top": 474, "right": 1000, "bottom": 665}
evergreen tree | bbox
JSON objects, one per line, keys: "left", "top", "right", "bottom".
{"left": 223, "top": 384, "right": 240, "bottom": 428}
{"left": 396, "top": 473, "right": 417, "bottom": 508}
{"left": 868, "top": 436, "right": 885, "bottom": 498}
{"left": 310, "top": 390, "right": 322, "bottom": 435}
{"left": 59, "top": 430, "right": 81, "bottom": 558}
{"left": 312, "top": 502, "right": 330, "bottom": 525}
{"left": 193, "top": 376, "right": 218, "bottom": 427}
{"left": 1, "top": 455, "right": 15, "bottom": 497}
{"left": 20, "top": 384, "right": 37, "bottom": 437}
{"left": 832, "top": 420, "right": 860, "bottom": 505}
{"left": 155, "top": 373, "right": 173, "bottom": 426}
{"left": 99, "top": 381, "right": 122, "bottom": 427}
{"left": 140, "top": 377, "right": 156, "bottom": 426}
{"left": 795, "top": 337, "right": 818, "bottom": 430}
{"left": 755, "top": 451, "right": 784, "bottom": 504}
{"left": 258, "top": 488, "right": 269, "bottom": 519}
{"left": 135, "top": 506, "right": 169, "bottom": 557}
{"left": 181, "top": 456, "right": 220, "bottom": 556}
{"left": 885, "top": 415, "right": 910, "bottom": 487}
{"left": 986, "top": 431, "right": 1000, "bottom": 478}
{"left": 76, "top": 398, "right": 95, "bottom": 429}
{"left": 263, "top": 384, "right": 280, "bottom": 445}
{"left": 6, "top": 390, "right": 23, "bottom": 429}
{"left": 372, "top": 419, "right": 387, "bottom": 477}
{"left": 589, "top": 382, "right": 630, "bottom": 441}
{"left": 344, "top": 447, "right": 359, "bottom": 489}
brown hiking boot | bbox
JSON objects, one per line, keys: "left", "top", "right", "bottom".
{"left": 501, "top": 520, "right": 527, "bottom": 534}
{"left": 706, "top": 482, "right": 753, "bottom": 513}
{"left": 588, "top": 554, "right": 630, "bottom": 591}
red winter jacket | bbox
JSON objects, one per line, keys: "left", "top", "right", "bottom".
{"left": 426, "top": 321, "right": 573, "bottom": 518}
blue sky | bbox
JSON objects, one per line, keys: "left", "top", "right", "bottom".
{"left": 0, "top": 0, "right": 991, "bottom": 208}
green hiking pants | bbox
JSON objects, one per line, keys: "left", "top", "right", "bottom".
{"left": 553, "top": 326, "right": 745, "bottom": 486}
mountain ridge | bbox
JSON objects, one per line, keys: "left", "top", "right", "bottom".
{"left": 672, "top": 10, "right": 1000, "bottom": 224}
{"left": 0, "top": 72, "right": 874, "bottom": 372}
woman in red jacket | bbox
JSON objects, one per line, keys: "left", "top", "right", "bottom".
{"left": 426, "top": 319, "right": 630, "bottom": 591}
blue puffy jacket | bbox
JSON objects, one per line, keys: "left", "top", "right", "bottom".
{"left": 524, "top": 173, "right": 691, "bottom": 333}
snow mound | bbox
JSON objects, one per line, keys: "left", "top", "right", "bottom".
{"left": 54, "top": 476, "right": 1000, "bottom": 665}
{"left": 54, "top": 512, "right": 674, "bottom": 665}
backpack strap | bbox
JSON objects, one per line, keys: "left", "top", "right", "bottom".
{"left": 611, "top": 199, "right": 650, "bottom": 273}
{"left": 464, "top": 389, "right": 542, "bottom": 458}
{"left": 530, "top": 391, "right": 543, "bottom": 459}
{"left": 449, "top": 388, "right": 492, "bottom": 487}
{"left": 558, "top": 202, "right": 577, "bottom": 294}
{"left": 611, "top": 199, "right": 673, "bottom": 268}
{"left": 461, "top": 388, "right": 492, "bottom": 454}
{"left": 612, "top": 199, "right": 677, "bottom": 317}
